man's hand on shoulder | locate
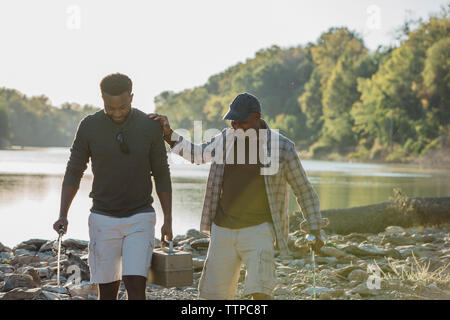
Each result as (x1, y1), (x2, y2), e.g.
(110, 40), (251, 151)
(148, 113), (172, 137)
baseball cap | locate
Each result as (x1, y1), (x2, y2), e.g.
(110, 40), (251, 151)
(223, 93), (261, 122)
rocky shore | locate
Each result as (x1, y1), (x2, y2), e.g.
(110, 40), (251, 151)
(0, 225), (449, 300)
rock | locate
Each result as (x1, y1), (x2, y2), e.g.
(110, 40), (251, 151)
(13, 249), (35, 256)
(289, 259), (305, 268)
(329, 289), (346, 297)
(410, 234), (437, 243)
(39, 240), (58, 252)
(42, 285), (69, 295)
(62, 239), (89, 250)
(50, 275), (67, 284)
(337, 254), (360, 264)
(190, 238), (210, 250)
(37, 252), (54, 262)
(13, 244), (38, 252)
(343, 233), (368, 242)
(395, 245), (435, 259)
(315, 256), (338, 265)
(13, 239), (48, 252)
(0, 264), (14, 274)
(381, 235), (415, 246)
(10, 254), (41, 266)
(0, 252), (13, 260)
(173, 234), (187, 244)
(273, 286), (291, 296)
(186, 229), (208, 240)
(34, 267), (52, 279)
(343, 245), (401, 259)
(3, 274), (39, 292)
(192, 258), (205, 271)
(0, 243), (12, 253)
(332, 265), (365, 279)
(0, 287), (43, 300)
(385, 226), (405, 234)
(413, 284), (450, 299)
(305, 286), (331, 296)
(41, 291), (61, 300)
(66, 252), (91, 282)
(350, 282), (381, 296)
(347, 270), (368, 282)
(17, 267), (41, 285)
(320, 246), (348, 259)
(319, 292), (331, 299)
(66, 282), (97, 298)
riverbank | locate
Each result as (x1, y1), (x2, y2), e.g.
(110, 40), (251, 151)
(1, 225), (449, 300)
(298, 135), (450, 170)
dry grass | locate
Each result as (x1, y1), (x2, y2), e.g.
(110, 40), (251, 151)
(374, 253), (450, 289)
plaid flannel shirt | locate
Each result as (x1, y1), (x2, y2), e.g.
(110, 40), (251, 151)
(167, 121), (328, 256)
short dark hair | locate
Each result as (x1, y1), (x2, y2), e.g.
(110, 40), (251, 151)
(100, 73), (132, 96)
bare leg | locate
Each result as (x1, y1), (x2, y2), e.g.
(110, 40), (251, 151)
(123, 275), (147, 300)
(98, 280), (121, 300)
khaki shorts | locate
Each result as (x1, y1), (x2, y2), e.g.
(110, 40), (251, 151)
(88, 211), (156, 284)
(198, 222), (277, 299)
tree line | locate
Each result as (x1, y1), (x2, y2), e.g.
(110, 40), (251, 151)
(0, 89), (99, 148)
(0, 8), (448, 164)
(155, 8), (449, 162)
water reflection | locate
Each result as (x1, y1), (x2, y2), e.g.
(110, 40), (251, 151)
(0, 148), (449, 248)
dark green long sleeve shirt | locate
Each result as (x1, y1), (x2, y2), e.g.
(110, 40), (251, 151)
(62, 107), (171, 217)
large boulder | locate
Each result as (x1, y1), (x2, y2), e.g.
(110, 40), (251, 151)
(66, 282), (97, 298)
(0, 264), (14, 274)
(3, 274), (39, 292)
(190, 238), (210, 250)
(10, 254), (41, 266)
(319, 246), (348, 259)
(186, 229), (209, 240)
(0, 287), (44, 300)
(13, 239), (48, 252)
(62, 239), (89, 251)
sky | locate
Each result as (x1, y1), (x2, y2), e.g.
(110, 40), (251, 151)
(0, 0), (447, 114)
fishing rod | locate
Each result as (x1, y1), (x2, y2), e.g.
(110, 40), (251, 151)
(305, 234), (317, 300)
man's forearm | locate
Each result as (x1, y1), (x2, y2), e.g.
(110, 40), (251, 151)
(59, 184), (79, 218)
(156, 191), (172, 223)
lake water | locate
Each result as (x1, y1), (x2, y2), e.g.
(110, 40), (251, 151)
(0, 147), (449, 248)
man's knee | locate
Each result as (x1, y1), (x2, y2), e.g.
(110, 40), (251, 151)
(123, 275), (146, 289)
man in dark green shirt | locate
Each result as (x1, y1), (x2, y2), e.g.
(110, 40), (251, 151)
(53, 73), (172, 300)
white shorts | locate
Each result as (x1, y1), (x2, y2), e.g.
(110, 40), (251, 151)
(88, 211), (156, 284)
(198, 222), (277, 299)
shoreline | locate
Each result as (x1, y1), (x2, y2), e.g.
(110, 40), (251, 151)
(1, 225), (449, 300)
(2, 144), (450, 170)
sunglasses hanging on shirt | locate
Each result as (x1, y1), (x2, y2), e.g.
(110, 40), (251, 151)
(116, 132), (130, 154)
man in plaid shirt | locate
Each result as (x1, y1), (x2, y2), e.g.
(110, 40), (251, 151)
(149, 93), (328, 300)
